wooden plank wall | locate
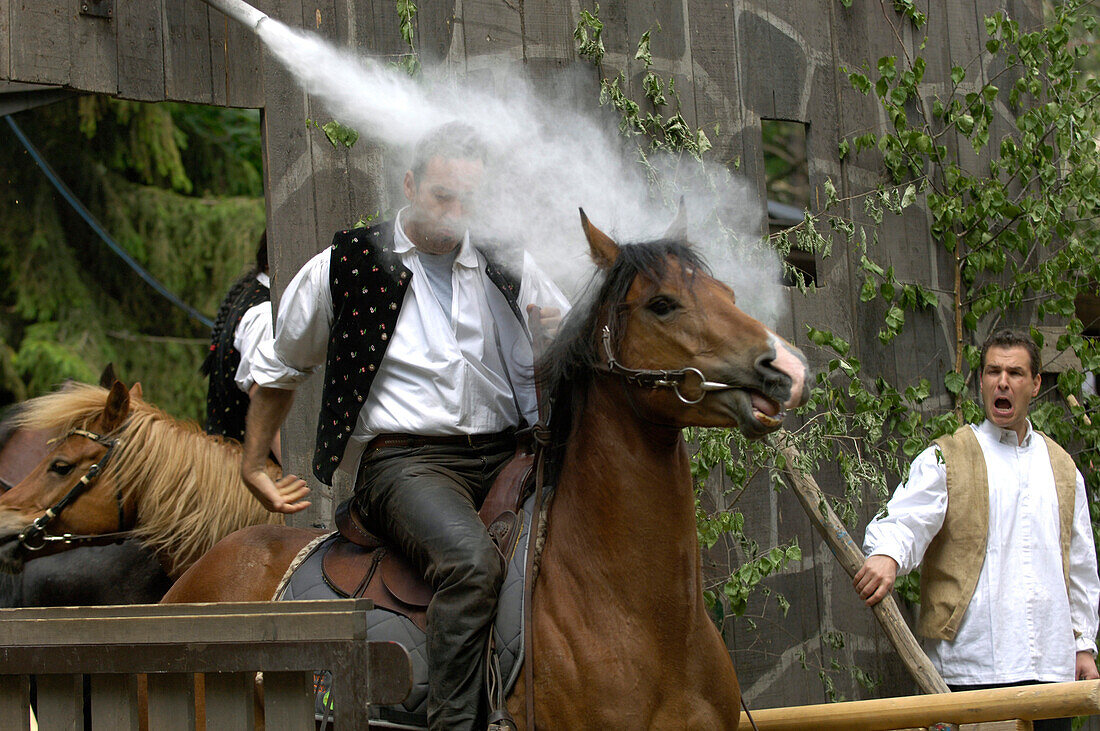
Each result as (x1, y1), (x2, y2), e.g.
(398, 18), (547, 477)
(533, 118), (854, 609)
(0, 0), (1061, 713)
(3, 0), (263, 106)
(0, 0), (8, 83)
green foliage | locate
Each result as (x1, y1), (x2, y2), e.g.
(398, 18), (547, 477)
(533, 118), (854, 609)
(576, 14), (710, 159)
(819, 0), (1100, 599)
(395, 0), (421, 76)
(76, 97), (264, 198)
(829, 0), (1100, 463)
(307, 118), (361, 149)
(573, 6), (606, 67)
(1, 96), (264, 418)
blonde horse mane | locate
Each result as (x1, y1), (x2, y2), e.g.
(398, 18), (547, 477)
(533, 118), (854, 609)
(15, 383), (283, 576)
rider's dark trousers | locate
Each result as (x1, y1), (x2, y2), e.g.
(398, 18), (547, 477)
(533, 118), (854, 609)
(354, 437), (513, 731)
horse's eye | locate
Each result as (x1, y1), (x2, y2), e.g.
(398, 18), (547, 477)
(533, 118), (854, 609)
(646, 296), (680, 317)
(49, 460), (75, 476)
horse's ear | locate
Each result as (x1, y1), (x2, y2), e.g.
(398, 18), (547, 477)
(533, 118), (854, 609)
(129, 382), (143, 402)
(663, 196), (687, 242)
(98, 363), (118, 389)
(103, 381), (131, 431)
(580, 208), (619, 270)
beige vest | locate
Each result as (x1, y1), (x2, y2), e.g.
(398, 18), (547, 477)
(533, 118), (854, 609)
(918, 425), (1077, 641)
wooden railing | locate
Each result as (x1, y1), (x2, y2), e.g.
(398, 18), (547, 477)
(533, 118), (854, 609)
(0, 599), (411, 730)
(739, 680), (1100, 731)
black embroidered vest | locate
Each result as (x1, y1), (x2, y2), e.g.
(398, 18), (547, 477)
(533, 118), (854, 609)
(202, 275), (270, 442)
(314, 222), (524, 483)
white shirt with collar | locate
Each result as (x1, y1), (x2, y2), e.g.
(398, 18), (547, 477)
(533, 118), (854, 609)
(863, 419), (1100, 684)
(250, 208), (570, 478)
(232, 271), (272, 394)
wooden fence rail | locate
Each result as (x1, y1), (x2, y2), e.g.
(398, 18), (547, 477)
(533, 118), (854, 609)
(739, 679), (1100, 730)
(0, 599), (411, 730)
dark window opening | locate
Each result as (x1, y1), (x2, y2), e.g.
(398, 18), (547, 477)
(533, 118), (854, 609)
(762, 119), (817, 286)
(1078, 292), (1100, 338)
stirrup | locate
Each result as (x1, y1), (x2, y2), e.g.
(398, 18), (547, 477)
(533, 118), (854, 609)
(487, 709), (518, 731)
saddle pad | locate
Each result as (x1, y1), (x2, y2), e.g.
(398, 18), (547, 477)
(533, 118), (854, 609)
(279, 495), (534, 728)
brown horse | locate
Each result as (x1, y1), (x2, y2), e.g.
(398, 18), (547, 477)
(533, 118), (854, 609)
(0, 397), (171, 606)
(162, 211), (810, 728)
(0, 380), (283, 579)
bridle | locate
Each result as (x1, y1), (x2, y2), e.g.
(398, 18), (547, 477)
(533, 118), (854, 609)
(15, 427), (131, 553)
(599, 324), (739, 405)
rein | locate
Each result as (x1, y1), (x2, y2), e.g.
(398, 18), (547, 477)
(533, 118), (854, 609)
(599, 324), (738, 404)
(15, 428), (130, 553)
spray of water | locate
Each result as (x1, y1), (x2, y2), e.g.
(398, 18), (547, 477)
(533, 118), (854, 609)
(256, 17), (787, 325)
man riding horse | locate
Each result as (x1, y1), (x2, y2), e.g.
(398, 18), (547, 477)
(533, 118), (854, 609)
(240, 121), (567, 731)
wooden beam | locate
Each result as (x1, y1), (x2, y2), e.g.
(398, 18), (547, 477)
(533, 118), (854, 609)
(895, 722), (1030, 731)
(738, 680), (1099, 730)
(776, 439), (951, 695)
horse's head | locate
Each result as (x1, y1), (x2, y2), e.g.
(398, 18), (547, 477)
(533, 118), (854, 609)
(0, 381), (141, 573)
(572, 208), (809, 438)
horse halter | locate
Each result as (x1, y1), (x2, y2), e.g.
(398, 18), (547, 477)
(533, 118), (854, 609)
(16, 428), (129, 553)
(599, 324), (738, 405)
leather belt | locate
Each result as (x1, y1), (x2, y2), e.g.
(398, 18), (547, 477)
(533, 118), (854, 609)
(367, 429), (516, 451)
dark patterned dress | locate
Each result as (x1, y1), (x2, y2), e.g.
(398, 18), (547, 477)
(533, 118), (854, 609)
(201, 275), (270, 442)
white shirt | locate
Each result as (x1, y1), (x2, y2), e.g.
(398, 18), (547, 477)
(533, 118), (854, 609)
(232, 272), (272, 394)
(251, 209), (570, 478)
(864, 419), (1100, 684)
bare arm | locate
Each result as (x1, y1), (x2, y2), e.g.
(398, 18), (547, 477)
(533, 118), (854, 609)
(242, 386), (310, 514)
(248, 382), (282, 464)
(853, 554), (899, 607)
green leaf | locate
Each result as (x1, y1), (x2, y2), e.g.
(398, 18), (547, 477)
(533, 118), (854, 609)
(944, 371), (967, 395)
(902, 436), (924, 458)
(320, 120), (360, 149)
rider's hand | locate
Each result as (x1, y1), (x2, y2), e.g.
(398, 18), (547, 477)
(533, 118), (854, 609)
(528, 305), (563, 339)
(1077, 651), (1099, 681)
(241, 465), (311, 515)
(853, 554), (898, 607)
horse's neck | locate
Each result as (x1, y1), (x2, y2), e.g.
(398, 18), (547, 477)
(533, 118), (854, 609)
(547, 379), (700, 587)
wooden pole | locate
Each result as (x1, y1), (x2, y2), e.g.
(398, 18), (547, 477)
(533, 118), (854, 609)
(1067, 394), (1091, 426)
(774, 439), (951, 695)
(738, 679), (1100, 730)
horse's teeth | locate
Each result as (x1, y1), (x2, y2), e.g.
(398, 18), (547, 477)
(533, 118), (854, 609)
(753, 410), (781, 427)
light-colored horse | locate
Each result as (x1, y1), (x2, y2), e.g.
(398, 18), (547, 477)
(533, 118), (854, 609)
(0, 381), (282, 579)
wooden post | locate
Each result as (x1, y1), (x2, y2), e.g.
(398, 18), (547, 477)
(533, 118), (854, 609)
(738, 678), (1100, 730)
(775, 439), (951, 695)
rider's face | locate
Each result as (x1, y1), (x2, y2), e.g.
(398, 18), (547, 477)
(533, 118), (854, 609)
(402, 155), (484, 255)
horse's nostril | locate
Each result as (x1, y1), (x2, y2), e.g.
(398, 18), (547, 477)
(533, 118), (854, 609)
(755, 352), (792, 388)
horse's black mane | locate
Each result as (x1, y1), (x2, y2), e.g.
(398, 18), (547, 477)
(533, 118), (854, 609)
(535, 237), (709, 477)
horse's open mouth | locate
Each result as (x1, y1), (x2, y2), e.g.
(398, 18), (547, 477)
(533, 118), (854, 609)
(723, 389), (785, 435)
(750, 391), (784, 429)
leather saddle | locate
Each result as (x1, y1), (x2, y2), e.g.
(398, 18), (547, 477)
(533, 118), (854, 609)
(320, 449), (534, 632)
